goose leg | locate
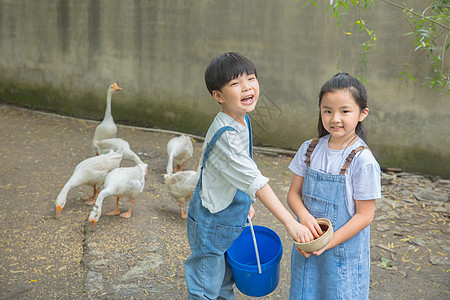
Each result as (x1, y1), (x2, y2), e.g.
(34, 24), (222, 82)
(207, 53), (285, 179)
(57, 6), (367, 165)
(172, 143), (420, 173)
(179, 201), (187, 219)
(106, 197), (120, 216)
(84, 186), (99, 205)
(84, 185), (96, 200)
(120, 198), (134, 218)
(175, 162), (187, 173)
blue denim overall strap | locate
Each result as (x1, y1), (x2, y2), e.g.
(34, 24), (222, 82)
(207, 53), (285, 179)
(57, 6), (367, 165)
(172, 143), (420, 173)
(200, 114), (252, 167)
(245, 114), (253, 159)
(289, 144), (371, 300)
(185, 114), (253, 300)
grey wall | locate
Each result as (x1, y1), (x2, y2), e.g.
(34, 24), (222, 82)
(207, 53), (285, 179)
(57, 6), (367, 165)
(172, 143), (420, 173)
(0, 0), (448, 177)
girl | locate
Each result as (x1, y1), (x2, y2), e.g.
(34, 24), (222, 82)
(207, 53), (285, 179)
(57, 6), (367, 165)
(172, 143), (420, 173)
(288, 72), (381, 299)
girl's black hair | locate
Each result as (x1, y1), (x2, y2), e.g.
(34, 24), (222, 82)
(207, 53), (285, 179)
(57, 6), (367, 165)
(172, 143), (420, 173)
(204, 52), (257, 95)
(318, 72), (368, 142)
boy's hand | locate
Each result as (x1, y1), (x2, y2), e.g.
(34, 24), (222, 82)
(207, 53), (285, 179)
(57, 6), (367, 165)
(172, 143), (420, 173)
(286, 220), (314, 244)
(248, 204), (256, 220)
(298, 211), (323, 239)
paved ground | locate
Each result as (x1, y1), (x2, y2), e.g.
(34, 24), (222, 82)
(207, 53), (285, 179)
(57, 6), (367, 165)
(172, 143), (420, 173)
(0, 103), (448, 299)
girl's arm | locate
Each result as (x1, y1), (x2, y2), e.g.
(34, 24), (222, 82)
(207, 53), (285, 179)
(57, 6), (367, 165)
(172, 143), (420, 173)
(256, 183), (314, 243)
(287, 174), (323, 238)
(310, 199), (375, 257)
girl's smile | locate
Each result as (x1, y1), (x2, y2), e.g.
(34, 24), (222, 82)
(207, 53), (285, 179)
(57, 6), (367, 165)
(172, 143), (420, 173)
(320, 90), (368, 149)
(330, 125), (344, 131)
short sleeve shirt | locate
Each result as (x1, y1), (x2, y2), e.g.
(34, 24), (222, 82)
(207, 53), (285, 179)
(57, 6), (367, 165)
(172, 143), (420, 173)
(289, 135), (381, 215)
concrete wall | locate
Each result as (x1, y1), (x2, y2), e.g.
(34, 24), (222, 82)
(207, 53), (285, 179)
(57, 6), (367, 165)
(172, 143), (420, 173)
(0, 0), (448, 177)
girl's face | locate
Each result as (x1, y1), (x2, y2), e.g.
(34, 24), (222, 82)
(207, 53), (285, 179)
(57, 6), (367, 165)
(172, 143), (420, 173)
(320, 90), (368, 148)
(212, 72), (259, 125)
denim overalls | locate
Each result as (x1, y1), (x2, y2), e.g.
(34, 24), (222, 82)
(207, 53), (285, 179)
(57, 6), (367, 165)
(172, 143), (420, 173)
(185, 115), (253, 300)
(290, 139), (371, 300)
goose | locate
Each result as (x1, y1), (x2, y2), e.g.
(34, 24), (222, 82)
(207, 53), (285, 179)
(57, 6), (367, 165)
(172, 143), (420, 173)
(92, 83), (122, 154)
(55, 151), (123, 217)
(166, 135), (193, 175)
(164, 170), (199, 218)
(88, 163), (148, 224)
(93, 137), (143, 165)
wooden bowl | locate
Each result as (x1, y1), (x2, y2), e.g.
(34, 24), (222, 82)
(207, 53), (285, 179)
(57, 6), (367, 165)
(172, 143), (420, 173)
(294, 218), (333, 252)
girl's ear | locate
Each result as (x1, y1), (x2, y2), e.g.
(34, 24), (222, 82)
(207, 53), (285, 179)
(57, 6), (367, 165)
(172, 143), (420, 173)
(359, 107), (369, 122)
(212, 90), (224, 104)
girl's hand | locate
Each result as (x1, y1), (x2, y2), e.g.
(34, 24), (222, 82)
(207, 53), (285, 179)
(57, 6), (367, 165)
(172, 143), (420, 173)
(312, 241), (331, 256)
(296, 247), (313, 258)
(313, 245), (328, 256)
(298, 211), (323, 239)
(295, 242), (329, 257)
(248, 204), (256, 220)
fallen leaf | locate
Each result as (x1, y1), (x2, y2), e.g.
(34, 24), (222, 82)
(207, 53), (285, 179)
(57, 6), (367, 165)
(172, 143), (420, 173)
(378, 257), (390, 268)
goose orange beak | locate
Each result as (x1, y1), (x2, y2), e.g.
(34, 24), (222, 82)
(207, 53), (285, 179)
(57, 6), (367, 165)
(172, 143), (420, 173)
(56, 205), (62, 218)
(113, 83), (122, 91)
(88, 218), (97, 229)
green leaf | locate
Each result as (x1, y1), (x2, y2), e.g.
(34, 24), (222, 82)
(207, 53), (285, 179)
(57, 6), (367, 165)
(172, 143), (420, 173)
(339, 0), (349, 10)
(378, 257), (390, 268)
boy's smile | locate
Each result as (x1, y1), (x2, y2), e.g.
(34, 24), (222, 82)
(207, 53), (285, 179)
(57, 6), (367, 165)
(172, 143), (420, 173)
(212, 72), (259, 125)
(241, 94), (255, 105)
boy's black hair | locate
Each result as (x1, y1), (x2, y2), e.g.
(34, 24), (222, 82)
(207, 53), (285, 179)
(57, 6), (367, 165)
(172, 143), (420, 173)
(318, 72), (369, 142)
(204, 52), (257, 95)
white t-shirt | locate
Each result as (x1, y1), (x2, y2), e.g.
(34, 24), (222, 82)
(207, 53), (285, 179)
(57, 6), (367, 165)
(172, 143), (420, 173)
(289, 135), (381, 216)
(199, 112), (269, 213)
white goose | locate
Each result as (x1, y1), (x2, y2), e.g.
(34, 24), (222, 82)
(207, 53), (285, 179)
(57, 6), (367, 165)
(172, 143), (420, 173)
(92, 83), (122, 155)
(166, 135), (193, 175)
(164, 170), (199, 218)
(93, 138), (143, 165)
(55, 151), (123, 217)
(88, 163), (148, 224)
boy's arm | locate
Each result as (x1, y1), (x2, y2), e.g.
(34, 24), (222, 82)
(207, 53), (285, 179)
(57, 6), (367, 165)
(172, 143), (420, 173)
(248, 204), (256, 220)
(256, 184), (314, 243)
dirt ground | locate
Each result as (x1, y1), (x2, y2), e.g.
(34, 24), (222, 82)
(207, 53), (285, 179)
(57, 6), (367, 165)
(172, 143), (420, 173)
(0, 103), (448, 299)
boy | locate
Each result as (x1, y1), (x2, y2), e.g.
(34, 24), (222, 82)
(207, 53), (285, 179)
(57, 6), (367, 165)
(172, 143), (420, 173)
(185, 52), (313, 299)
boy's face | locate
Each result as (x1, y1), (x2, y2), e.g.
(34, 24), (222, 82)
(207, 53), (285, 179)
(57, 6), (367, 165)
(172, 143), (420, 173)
(212, 72), (259, 125)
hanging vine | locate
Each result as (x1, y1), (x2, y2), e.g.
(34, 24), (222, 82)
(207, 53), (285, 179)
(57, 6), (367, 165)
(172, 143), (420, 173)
(299, 0), (449, 90)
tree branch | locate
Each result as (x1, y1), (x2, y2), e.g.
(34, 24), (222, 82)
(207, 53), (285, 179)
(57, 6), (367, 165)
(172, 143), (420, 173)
(441, 32), (449, 75)
(380, 0), (450, 31)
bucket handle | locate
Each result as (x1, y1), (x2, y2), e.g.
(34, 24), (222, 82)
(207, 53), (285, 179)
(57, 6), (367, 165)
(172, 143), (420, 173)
(247, 216), (262, 274)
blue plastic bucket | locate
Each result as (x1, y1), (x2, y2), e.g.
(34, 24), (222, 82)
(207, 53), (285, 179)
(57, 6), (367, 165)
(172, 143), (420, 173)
(226, 225), (283, 297)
